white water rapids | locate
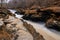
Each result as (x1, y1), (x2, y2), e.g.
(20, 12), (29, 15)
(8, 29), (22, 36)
(8, 9), (60, 40)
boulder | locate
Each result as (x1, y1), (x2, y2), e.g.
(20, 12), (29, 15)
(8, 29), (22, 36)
(45, 17), (60, 31)
(0, 12), (33, 40)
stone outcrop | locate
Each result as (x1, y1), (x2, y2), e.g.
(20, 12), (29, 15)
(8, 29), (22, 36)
(15, 9), (25, 15)
(0, 12), (14, 40)
(45, 17), (60, 31)
(41, 7), (60, 13)
(23, 20), (45, 40)
(0, 11), (45, 40)
(0, 12), (33, 40)
(21, 6), (60, 31)
(22, 8), (52, 22)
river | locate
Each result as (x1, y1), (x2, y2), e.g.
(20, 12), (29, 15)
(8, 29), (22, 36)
(8, 9), (60, 40)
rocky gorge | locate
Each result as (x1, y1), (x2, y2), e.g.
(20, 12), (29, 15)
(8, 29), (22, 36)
(16, 7), (60, 31)
(0, 11), (45, 40)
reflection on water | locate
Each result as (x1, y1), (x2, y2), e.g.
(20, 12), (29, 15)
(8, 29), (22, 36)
(8, 9), (60, 36)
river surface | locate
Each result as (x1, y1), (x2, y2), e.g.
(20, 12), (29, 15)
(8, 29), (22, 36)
(8, 9), (60, 40)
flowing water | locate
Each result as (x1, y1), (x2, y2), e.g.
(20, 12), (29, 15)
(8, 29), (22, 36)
(9, 9), (60, 40)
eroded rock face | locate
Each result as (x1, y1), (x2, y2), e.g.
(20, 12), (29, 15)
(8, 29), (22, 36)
(41, 7), (60, 13)
(0, 16), (14, 40)
(18, 6), (60, 31)
(22, 9), (41, 22)
(0, 10), (46, 40)
(0, 12), (34, 40)
(16, 9), (25, 15)
(22, 14), (41, 22)
(46, 17), (60, 31)
(44, 7), (60, 31)
(22, 9), (52, 22)
(23, 21), (45, 40)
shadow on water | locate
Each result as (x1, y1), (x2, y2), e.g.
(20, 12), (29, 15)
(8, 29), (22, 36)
(47, 28), (60, 35)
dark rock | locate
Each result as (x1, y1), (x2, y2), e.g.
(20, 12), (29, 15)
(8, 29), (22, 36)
(0, 12), (7, 18)
(22, 15), (41, 22)
(45, 17), (60, 31)
(16, 9), (25, 15)
(15, 11), (25, 15)
(22, 12), (51, 22)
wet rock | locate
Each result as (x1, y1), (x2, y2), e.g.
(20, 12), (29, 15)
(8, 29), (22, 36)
(16, 9), (25, 15)
(45, 17), (60, 31)
(22, 8), (53, 22)
(22, 7), (60, 22)
(22, 12), (51, 22)
(23, 21), (45, 40)
(22, 14), (39, 22)
(22, 13), (42, 22)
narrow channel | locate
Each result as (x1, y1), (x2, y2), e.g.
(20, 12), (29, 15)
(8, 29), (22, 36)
(9, 9), (60, 40)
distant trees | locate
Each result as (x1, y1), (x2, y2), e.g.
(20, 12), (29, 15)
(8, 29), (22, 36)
(0, 0), (60, 9)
